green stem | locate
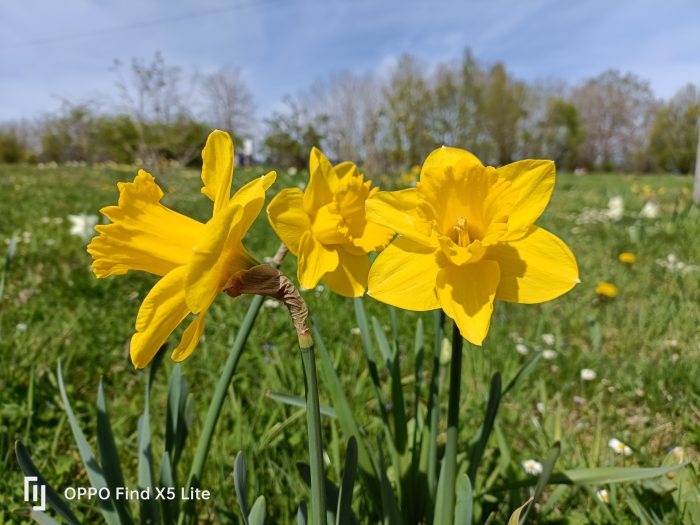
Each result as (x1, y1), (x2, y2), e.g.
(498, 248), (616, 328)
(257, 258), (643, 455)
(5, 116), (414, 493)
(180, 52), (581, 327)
(300, 339), (327, 524)
(437, 321), (463, 525)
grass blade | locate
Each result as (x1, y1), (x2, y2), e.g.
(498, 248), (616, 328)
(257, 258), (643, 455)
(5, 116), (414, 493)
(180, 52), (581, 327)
(336, 437), (358, 525)
(467, 373), (502, 487)
(96, 379), (133, 525)
(15, 442), (81, 525)
(159, 451), (179, 524)
(138, 379), (160, 525)
(248, 495), (266, 525)
(233, 451), (250, 523)
(454, 474), (473, 525)
(267, 391), (337, 418)
(57, 361), (120, 525)
(507, 498), (533, 525)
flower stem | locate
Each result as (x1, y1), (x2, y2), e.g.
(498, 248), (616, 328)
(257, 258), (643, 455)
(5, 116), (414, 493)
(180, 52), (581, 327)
(436, 321), (463, 525)
(300, 337), (327, 525)
(178, 245), (287, 525)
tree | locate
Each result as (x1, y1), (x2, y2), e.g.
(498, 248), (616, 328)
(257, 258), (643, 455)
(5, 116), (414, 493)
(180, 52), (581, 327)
(649, 84), (700, 174)
(479, 63), (527, 165)
(262, 97), (327, 168)
(572, 70), (656, 171)
(202, 68), (255, 138)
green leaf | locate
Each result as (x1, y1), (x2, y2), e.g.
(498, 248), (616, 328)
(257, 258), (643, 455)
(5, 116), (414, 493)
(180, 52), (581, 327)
(336, 437), (358, 525)
(57, 361), (121, 525)
(502, 352), (542, 397)
(15, 441), (81, 525)
(28, 512), (62, 525)
(311, 317), (376, 476)
(96, 379), (133, 525)
(137, 381), (160, 525)
(248, 495), (266, 525)
(520, 442), (560, 523)
(454, 474), (473, 525)
(467, 373), (502, 486)
(507, 498), (533, 525)
(267, 391), (337, 418)
(297, 501), (308, 525)
(371, 316), (393, 369)
(159, 452), (178, 524)
(560, 464), (688, 485)
(233, 451), (250, 523)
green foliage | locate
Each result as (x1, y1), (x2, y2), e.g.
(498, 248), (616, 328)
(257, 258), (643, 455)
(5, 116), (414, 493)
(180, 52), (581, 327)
(263, 98), (327, 168)
(2, 165), (699, 523)
(0, 128), (33, 164)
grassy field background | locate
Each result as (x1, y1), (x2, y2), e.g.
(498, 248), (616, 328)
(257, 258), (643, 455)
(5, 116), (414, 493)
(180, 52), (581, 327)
(1, 163), (699, 523)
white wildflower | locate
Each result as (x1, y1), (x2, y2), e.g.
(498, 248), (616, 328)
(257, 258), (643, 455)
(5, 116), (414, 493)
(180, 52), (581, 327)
(263, 299), (280, 309)
(606, 196), (624, 221)
(522, 459), (543, 476)
(516, 343), (529, 355)
(542, 333), (555, 346)
(68, 214), (99, 241)
(351, 327), (361, 335)
(640, 201), (659, 219)
(542, 350), (557, 360)
(596, 489), (609, 503)
(608, 438), (632, 456)
(580, 368), (597, 381)
(16, 323), (28, 332)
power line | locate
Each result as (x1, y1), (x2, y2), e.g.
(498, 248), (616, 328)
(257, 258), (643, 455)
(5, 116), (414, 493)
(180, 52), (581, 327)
(3, 0), (284, 50)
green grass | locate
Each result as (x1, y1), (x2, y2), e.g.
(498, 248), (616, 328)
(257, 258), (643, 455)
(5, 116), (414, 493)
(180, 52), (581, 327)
(1, 163), (698, 523)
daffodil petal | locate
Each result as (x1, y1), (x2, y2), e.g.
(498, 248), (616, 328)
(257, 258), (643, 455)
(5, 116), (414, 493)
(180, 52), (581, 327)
(321, 247), (368, 297)
(171, 311), (207, 362)
(88, 170), (204, 277)
(185, 203), (256, 313)
(435, 260), (500, 346)
(487, 226), (579, 304)
(304, 148), (335, 213)
(297, 231), (339, 289)
(231, 170), (277, 234)
(368, 237), (441, 311)
(267, 188), (311, 254)
(420, 146), (483, 181)
(497, 159), (555, 237)
(131, 266), (190, 369)
(352, 220), (394, 252)
(201, 130), (234, 216)
(365, 189), (433, 245)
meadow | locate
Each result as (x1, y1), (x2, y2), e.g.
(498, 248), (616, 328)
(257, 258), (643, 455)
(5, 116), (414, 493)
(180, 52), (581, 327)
(1, 162), (698, 523)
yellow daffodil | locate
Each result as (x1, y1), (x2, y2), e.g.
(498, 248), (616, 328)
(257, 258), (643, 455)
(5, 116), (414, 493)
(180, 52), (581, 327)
(595, 281), (618, 298)
(366, 147), (579, 346)
(618, 252), (636, 264)
(88, 130), (276, 368)
(266, 148), (392, 297)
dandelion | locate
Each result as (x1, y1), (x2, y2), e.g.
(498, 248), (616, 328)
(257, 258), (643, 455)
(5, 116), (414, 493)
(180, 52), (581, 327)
(640, 201), (659, 219)
(68, 214), (99, 241)
(618, 252), (636, 264)
(608, 438), (632, 456)
(267, 148), (393, 297)
(88, 130), (276, 367)
(522, 459), (543, 476)
(596, 489), (609, 503)
(542, 349), (557, 360)
(516, 343), (529, 355)
(366, 147), (579, 345)
(542, 333), (555, 346)
(606, 196), (624, 221)
(595, 281), (618, 298)
(580, 368), (597, 381)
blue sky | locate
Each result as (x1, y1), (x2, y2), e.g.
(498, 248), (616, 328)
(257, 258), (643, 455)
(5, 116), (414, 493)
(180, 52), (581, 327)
(1, 0), (698, 121)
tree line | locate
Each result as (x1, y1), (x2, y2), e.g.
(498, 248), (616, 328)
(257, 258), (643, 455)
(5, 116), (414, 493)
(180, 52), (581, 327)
(1, 50), (698, 175)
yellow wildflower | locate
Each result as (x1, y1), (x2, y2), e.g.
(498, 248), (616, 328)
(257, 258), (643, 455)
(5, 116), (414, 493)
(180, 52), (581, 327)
(267, 148), (392, 297)
(366, 147), (579, 346)
(88, 130), (276, 367)
(618, 252), (636, 264)
(595, 281), (618, 298)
